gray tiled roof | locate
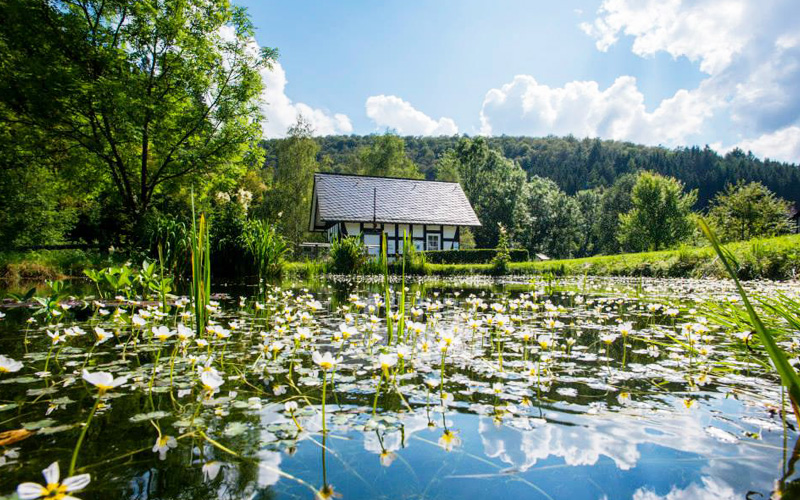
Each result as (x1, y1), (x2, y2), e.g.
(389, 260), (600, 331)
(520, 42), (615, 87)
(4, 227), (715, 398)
(313, 173), (481, 226)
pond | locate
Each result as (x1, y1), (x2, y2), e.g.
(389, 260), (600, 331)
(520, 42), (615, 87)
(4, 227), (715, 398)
(0, 275), (798, 499)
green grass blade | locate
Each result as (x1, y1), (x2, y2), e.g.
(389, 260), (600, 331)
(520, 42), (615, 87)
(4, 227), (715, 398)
(699, 218), (800, 420)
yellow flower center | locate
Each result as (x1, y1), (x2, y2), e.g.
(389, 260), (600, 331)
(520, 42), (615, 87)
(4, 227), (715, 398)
(319, 361), (333, 370)
(43, 482), (68, 500)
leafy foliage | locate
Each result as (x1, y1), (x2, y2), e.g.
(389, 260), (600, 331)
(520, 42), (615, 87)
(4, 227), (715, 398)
(0, 0), (275, 227)
(514, 176), (583, 258)
(491, 224), (512, 275)
(707, 181), (793, 242)
(240, 219), (289, 280)
(267, 118), (320, 247)
(434, 138), (526, 247)
(329, 236), (367, 274)
(618, 172), (698, 252)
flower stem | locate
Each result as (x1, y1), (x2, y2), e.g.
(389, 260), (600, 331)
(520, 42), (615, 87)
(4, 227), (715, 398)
(69, 394), (101, 476)
(321, 371), (328, 435)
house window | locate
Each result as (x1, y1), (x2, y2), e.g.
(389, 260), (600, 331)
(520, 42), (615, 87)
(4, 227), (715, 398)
(426, 234), (440, 251)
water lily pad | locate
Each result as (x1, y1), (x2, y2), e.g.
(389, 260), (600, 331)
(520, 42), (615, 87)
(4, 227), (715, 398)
(223, 422), (248, 437)
(130, 411), (171, 423)
(23, 418), (57, 430)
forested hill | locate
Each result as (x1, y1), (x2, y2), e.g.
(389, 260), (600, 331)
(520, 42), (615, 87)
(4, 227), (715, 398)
(262, 135), (800, 208)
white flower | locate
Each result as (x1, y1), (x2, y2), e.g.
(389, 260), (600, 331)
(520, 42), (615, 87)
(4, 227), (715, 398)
(82, 369), (127, 394)
(0, 355), (23, 373)
(600, 332), (620, 345)
(396, 345), (411, 360)
(202, 461), (223, 481)
(93, 327), (112, 344)
(537, 334), (552, 349)
(378, 353), (398, 372)
(151, 325), (174, 342)
(177, 324), (194, 342)
(338, 322), (357, 339)
(46, 330), (64, 344)
(312, 351), (341, 371)
(16, 461), (90, 500)
(152, 435), (177, 460)
(284, 401), (298, 413)
(200, 370), (224, 392)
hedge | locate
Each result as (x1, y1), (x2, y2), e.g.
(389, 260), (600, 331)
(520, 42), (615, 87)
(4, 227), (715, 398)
(423, 248), (529, 264)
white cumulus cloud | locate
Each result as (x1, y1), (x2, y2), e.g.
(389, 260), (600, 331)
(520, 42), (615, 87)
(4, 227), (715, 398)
(479, 75), (716, 146)
(216, 25), (352, 138)
(580, 0), (749, 75)
(260, 62), (353, 138)
(365, 95), (458, 136)
(732, 126), (800, 163)
(539, 0), (800, 162)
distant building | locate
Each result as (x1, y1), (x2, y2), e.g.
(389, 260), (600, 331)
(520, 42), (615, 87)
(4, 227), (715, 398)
(308, 173), (481, 256)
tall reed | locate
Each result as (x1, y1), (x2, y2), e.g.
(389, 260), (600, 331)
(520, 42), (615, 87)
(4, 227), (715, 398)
(381, 233), (394, 344)
(190, 193), (211, 337)
(700, 218), (800, 423)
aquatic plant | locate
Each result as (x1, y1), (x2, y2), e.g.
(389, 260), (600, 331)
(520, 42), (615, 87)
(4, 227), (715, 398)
(241, 219), (289, 282)
(700, 218), (800, 422)
(190, 195), (211, 338)
(329, 235), (367, 274)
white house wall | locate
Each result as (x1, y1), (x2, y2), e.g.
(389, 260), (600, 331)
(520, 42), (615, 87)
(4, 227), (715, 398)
(334, 222), (461, 254)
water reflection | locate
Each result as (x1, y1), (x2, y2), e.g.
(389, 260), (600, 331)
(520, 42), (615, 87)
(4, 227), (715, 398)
(1, 275), (799, 499)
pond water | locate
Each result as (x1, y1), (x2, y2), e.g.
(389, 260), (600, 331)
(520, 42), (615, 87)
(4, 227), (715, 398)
(0, 275), (798, 499)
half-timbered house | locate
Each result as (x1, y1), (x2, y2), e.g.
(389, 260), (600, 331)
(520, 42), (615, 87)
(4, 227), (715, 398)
(308, 173), (481, 256)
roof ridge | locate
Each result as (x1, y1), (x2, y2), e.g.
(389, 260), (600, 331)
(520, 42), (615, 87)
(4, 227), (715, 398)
(314, 171), (459, 185)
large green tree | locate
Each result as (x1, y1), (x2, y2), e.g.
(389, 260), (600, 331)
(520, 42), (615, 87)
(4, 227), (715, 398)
(0, 0), (275, 230)
(707, 181), (792, 242)
(514, 176), (583, 259)
(269, 117), (320, 246)
(574, 188), (603, 257)
(593, 174), (637, 255)
(436, 137), (526, 247)
(618, 171), (697, 252)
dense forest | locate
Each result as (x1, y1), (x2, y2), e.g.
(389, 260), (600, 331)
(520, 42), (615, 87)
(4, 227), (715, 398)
(263, 136), (800, 209)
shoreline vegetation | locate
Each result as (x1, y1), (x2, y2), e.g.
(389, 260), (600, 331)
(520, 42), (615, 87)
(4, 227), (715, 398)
(7, 233), (798, 284)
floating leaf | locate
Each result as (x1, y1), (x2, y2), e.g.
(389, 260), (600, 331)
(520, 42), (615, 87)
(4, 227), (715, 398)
(130, 411), (171, 423)
(223, 422), (248, 437)
(22, 418), (56, 430)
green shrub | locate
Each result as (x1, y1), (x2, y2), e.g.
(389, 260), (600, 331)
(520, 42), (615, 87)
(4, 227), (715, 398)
(241, 219), (289, 280)
(402, 232), (428, 275)
(491, 224), (511, 275)
(329, 236), (367, 274)
(423, 248), (529, 264)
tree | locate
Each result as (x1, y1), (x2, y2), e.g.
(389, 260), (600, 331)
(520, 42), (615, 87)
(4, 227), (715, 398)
(436, 137), (526, 247)
(574, 188), (603, 257)
(268, 117), (320, 246)
(593, 174), (637, 255)
(618, 172), (698, 252)
(514, 176), (582, 259)
(707, 181), (792, 242)
(0, 0), (276, 229)
(349, 134), (422, 179)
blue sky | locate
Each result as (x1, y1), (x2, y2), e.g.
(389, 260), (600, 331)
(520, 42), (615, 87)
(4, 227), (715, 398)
(236, 0), (800, 163)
